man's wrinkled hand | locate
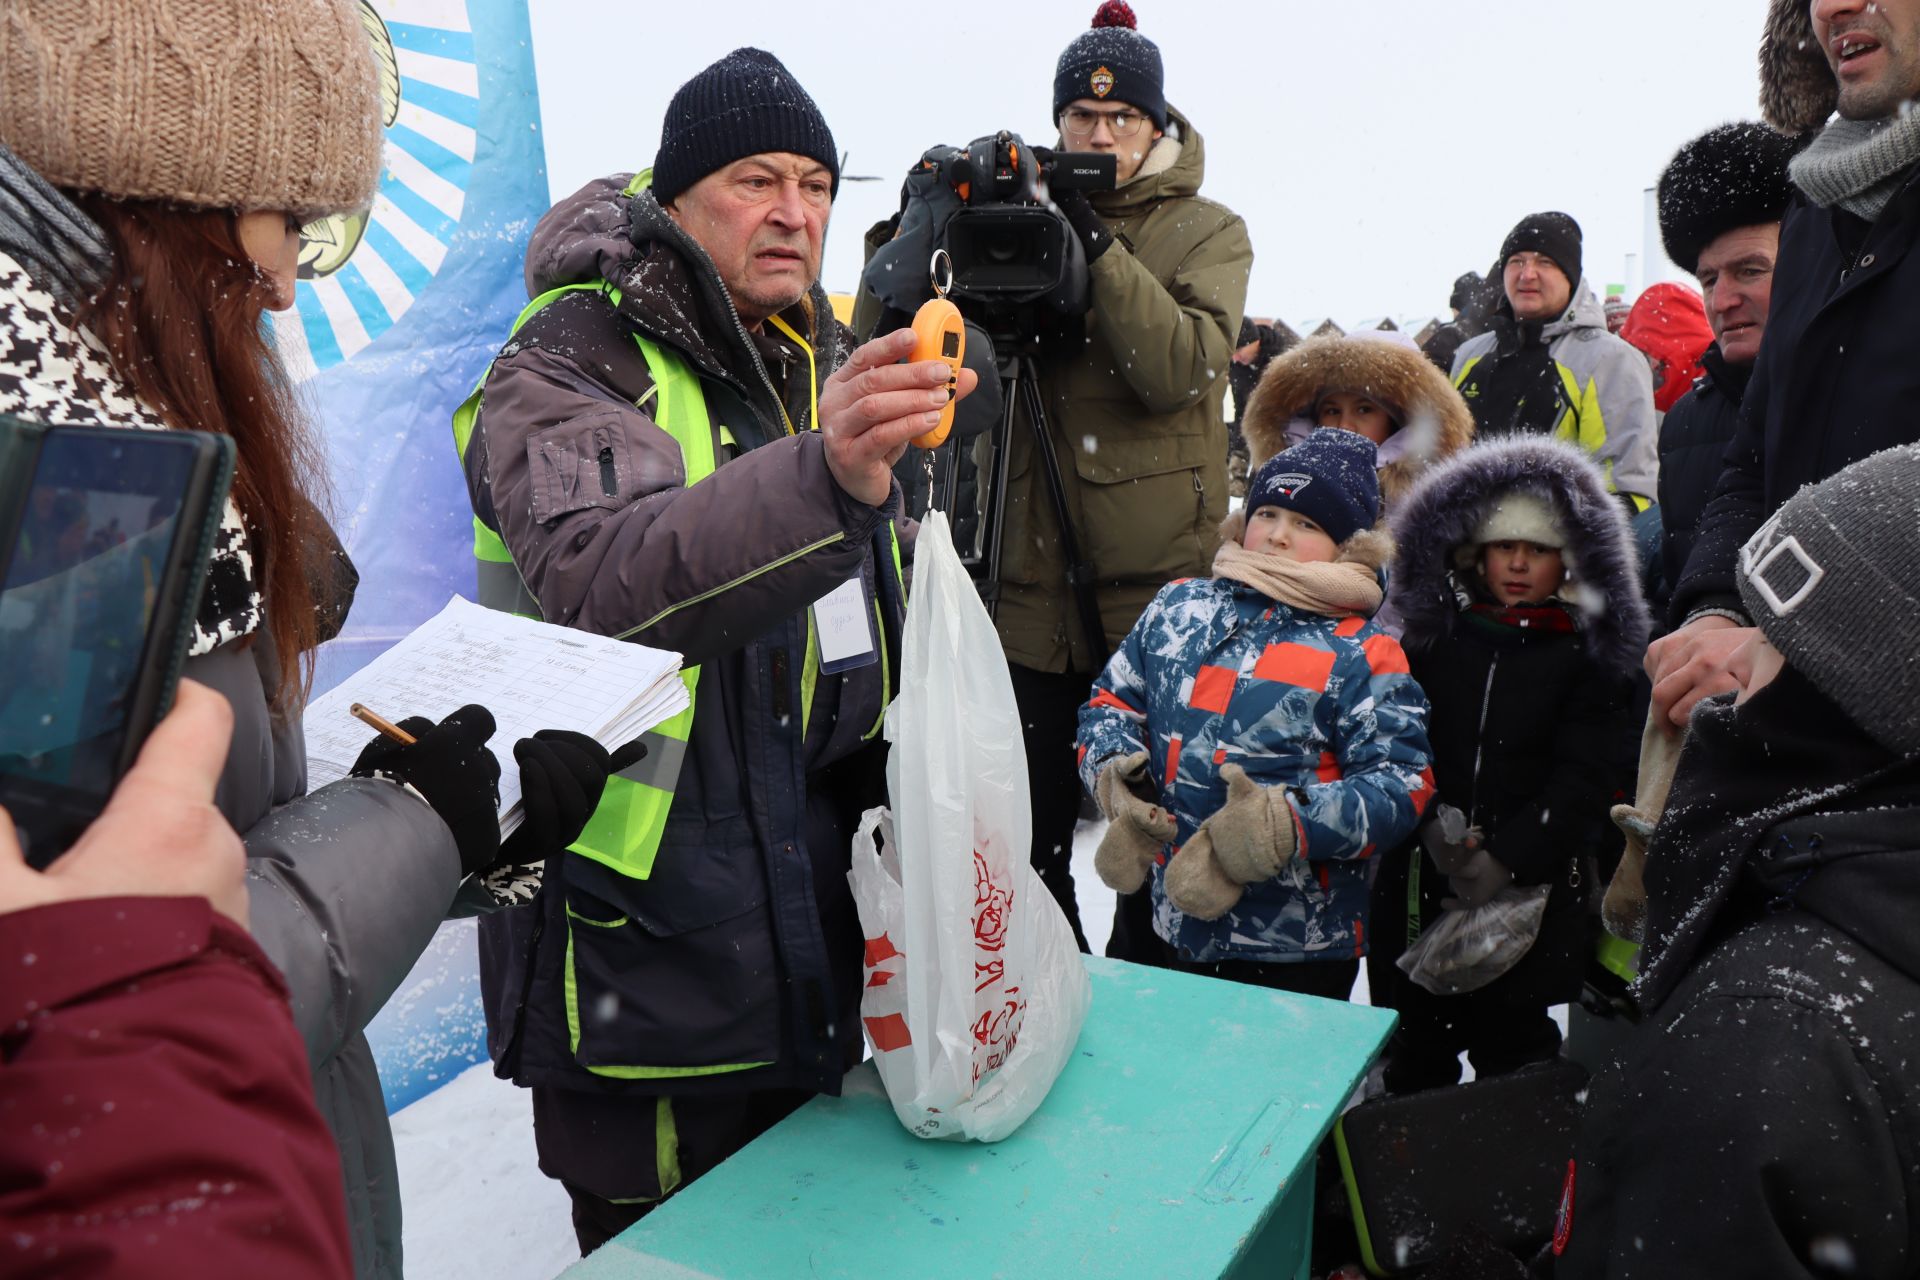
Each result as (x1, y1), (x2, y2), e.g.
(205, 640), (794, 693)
(818, 329), (979, 507)
(1646, 616), (1750, 728)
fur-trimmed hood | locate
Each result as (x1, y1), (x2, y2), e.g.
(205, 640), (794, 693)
(1387, 437), (1650, 675)
(1241, 332), (1476, 510)
(1762, 0), (1836, 135)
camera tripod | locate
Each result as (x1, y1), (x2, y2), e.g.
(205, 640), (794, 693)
(931, 343), (1111, 670)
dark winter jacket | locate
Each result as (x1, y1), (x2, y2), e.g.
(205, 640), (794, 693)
(1561, 670), (1920, 1276)
(1656, 344), (1749, 608)
(1376, 439), (1645, 1007)
(0, 897), (354, 1278)
(0, 238), (463, 1280)
(995, 106), (1253, 674)
(466, 177), (903, 1130)
(1671, 171), (1920, 625)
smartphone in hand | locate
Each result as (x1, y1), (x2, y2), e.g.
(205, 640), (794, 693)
(0, 419), (234, 866)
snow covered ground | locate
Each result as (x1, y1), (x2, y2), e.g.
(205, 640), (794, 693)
(390, 816), (1546, 1279)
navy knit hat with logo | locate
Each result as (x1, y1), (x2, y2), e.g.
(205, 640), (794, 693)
(1246, 428), (1380, 546)
(1053, 2), (1168, 132)
(652, 48), (839, 206)
(1736, 443), (1920, 756)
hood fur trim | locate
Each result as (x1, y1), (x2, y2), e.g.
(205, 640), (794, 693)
(1214, 512), (1394, 573)
(1387, 438), (1651, 675)
(1761, 0), (1836, 135)
(1241, 334), (1476, 508)
(1338, 526), (1394, 574)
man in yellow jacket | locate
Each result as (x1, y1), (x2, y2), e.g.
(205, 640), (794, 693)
(995, 2), (1252, 960)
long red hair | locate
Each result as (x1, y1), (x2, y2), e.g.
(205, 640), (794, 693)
(72, 195), (328, 710)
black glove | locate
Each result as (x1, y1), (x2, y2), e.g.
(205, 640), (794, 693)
(351, 704), (502, 877)
(1055, 189), (1113, 262)
(498, 731), (647, 865)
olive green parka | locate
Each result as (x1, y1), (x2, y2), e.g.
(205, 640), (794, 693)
(995, 106), (1252, 673)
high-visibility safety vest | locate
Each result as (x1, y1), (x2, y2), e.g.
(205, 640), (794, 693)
(451, 281), (710, 882)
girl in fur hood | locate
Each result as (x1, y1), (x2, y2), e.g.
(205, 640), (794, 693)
(1078, 429), (1435, 996)
(1368, 437), (1647, 1093)
(1241, 329), (1476, 516)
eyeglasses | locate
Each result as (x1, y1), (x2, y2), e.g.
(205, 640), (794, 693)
(1060, 106), (1148, 138)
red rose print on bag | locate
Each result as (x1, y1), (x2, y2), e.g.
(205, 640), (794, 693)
(974, 845), (1015, 992)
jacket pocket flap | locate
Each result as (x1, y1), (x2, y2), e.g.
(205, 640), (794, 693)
(565, 839), (766, 937)
(1071, 422), (1212, 485)
(528, 413), (633, 525)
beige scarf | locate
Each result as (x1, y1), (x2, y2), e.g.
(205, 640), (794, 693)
(1211, 532), (1387, 618)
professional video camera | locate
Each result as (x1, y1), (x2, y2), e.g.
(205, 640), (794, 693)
(858, 133), (1118, 662)
(861, 130), (1116, 332)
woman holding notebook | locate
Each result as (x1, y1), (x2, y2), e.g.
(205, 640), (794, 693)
(0, 3), (614, 1275)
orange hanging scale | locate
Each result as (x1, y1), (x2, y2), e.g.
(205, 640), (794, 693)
(909, 249), (965, 449)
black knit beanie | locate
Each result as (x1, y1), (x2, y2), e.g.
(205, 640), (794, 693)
(1053, 2), (1167, 132)
(1498, 212), (1583, 288)
(652, 48), (839, 206)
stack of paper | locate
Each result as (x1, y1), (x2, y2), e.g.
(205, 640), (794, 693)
(303, 596), (689, 835)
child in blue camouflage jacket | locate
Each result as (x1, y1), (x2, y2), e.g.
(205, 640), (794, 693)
(1078, 429), (1436, 997)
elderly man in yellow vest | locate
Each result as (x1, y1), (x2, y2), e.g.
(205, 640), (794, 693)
(455, 47), (976, 1256)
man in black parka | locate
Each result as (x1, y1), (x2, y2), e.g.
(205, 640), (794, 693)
(1560, 444), (1920, 1276)
(1647, 122), (1800, 623)
(1652, 0), (1920, 720)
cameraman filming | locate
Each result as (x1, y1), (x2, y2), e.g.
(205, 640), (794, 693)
(1001, 2), (1251, 959)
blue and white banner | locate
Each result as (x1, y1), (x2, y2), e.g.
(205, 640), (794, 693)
(275, 0), (547, 1113)
(278, 0), (546, 693)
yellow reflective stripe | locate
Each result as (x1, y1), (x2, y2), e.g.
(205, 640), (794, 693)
(1451, 354), (1479, 391)
(1559, 366), (1649, 510)
(564, 907), (628, 928)
(567, 774), (672, 880)
(1333, 1118), (1389, 1277)
(615, 531), (847, 639)
(563, 928), (772, 1079)
(634, 333), (715, 482)
(656, 1098), (681, 1197)
(1596, 930), (1640, 982)
(863, 522), (906, 741)
(801, 608), (819, 741)
(765, 313), (819, 434)
(473, 517), (512, 562)
(862, 595), (888, 742)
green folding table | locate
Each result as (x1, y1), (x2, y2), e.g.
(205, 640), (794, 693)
(559, 955), (1396, 1280)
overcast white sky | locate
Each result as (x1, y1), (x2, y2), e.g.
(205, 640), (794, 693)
(529, 0), (1767, 329)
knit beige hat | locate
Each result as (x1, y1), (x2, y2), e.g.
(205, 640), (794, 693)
(0, 0), (385, 219)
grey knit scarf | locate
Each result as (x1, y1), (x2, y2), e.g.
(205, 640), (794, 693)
(1790, 105), (1920, 221)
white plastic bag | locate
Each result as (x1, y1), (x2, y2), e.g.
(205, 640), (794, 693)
(847, 511), (1091, 1142)
(1395, 884), (1553, 995)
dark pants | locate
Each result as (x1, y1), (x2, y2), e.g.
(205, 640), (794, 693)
(1105, 882), (1161, 965)
(1007, 663), (1093, 953)
(1375, 981), (1563, 1095)
(1163, 943), (1361, 1001)
(547, 1087), (811, 1256)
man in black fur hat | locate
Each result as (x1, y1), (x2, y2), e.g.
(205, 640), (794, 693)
(1645, 122), (1801, 620)
(1652, 0), (1920, 723)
